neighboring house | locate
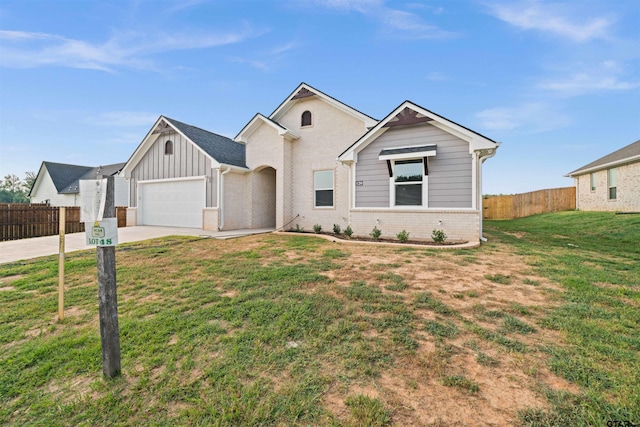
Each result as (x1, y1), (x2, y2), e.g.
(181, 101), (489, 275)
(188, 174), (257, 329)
(121, 83), (500, 242)
(566, 139), (640, 212)
(29, 161), (128, 207)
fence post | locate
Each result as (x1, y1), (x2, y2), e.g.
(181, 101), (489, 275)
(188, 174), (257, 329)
(58, 207), (65, 321)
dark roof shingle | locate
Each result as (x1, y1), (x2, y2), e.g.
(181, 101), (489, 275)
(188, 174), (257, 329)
(567, 139), (640, 176)
(37, 161), (125, 195)
(164, 117), (247, 168)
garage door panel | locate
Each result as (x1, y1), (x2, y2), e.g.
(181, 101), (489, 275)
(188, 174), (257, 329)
(139, 179), (205, 228)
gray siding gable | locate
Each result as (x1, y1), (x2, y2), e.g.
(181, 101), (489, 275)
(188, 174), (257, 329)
(355, 123), (472, 208)
(164, 117), (247, 168)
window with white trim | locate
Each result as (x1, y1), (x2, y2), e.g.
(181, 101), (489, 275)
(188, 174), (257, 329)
(608, 168), (617, 200)
(590, 173), (596, 191)
(164, 140), (173, 155)
(394, 159), (423, 206)
(314, 170), (334, 207)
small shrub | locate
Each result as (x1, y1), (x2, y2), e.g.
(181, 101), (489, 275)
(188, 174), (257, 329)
(313, 224), (322, 233)
(396, 229), (410, 243)
(432, 229), (447, 244)
(344, 225), (353, 238)
(370, 226), (382, 241)
(293, 224), (304, 232)
(332, 224), (341, 234)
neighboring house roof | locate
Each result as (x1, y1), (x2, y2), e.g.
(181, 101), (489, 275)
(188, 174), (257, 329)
(121, 116), (248, 176)
(566, 139), (640, 177)
(338, 101), (499, 162)
(29, 161), (125, 197)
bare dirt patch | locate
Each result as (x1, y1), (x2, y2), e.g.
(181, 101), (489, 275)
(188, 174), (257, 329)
(0, 274), (24, 285)
(317, 239), (571, 425)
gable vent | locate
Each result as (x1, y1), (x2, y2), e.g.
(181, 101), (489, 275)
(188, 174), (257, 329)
(292, 87), (316, 100)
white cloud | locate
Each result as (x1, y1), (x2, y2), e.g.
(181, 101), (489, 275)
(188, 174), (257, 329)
(487, 1), (614, 42)
(315, 0), (382, 13)
(230, 41), (301, 72)
(426, 71), (447, 81)
(382, 9), (456, 39)
(0, 25), (263, 71)
(313, 0), (457, 39)
(475, 103), (571, 133)
(230, 57), (269, 71)
(538, 60), (640, 96)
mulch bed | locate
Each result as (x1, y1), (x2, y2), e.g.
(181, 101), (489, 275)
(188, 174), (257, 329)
(285, 230), (466, 246)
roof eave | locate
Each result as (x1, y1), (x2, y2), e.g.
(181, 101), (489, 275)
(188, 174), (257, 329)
(566, 154), (640, 177)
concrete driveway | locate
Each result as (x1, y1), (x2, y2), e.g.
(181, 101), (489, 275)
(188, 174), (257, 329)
(0, 226), (274, 265)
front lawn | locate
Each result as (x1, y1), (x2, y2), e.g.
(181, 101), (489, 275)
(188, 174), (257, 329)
(1, 211), (638, 426)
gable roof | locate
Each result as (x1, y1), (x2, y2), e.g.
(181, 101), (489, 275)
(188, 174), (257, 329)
(234, 113), (300, 143)
(234, 83), (378, 144)
(30, 161), (125, 196)
(269, 82), (378, 128)
(566, 139), (640, 177)
(121, 116), (247, 176)
(338, 101), (499, 162)
(163, 117), (247, 168)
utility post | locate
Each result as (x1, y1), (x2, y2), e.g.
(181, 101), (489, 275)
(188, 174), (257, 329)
(96, 175), (121, 378)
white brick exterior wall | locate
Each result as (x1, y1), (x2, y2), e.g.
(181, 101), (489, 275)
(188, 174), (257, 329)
(575, 161), (640, 212)
(221, 171), (248, 230)
(244, 96), (369, 231)
(126, 207), (137, 226)
(349, 209), (479, 242)
(203, 208), (219, 231)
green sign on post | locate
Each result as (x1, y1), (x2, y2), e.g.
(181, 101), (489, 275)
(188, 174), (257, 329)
(86, 218), (118, 246)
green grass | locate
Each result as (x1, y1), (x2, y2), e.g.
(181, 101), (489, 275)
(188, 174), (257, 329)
(1, 211), (638, 425)
(441, 375), (480, 394)
(485, 211), (640, 424)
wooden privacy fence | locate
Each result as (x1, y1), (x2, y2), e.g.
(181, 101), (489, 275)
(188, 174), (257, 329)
(0, 204), (127, 241)
(483, 186), (576, 220)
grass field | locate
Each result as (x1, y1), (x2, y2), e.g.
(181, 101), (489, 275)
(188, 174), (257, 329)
(1, 211), (638, 426)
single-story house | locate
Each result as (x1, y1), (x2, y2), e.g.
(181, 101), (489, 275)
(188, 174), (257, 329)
(566, 139), (640, 212)
(29, 161), (128, 207)
(121, 83), (500, 242)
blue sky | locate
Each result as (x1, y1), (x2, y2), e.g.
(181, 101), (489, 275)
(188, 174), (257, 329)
(0, 0), (638, 194)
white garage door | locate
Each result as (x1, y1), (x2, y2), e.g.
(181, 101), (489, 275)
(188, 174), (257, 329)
(139, 178), (205, 228)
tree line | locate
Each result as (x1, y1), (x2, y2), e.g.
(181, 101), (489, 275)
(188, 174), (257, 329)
(0, 172), (37, 203)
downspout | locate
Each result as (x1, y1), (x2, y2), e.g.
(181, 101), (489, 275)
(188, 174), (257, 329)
(347, 161), (352, 226)
(218, 166), (232, 231)
(478, 147), (498, 242)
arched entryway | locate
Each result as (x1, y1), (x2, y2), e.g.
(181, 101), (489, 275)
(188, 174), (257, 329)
(252, 166), (276, 228)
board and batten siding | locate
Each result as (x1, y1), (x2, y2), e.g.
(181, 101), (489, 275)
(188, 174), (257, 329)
(355, 123), (472, 208)
(129, 131), (217, 208)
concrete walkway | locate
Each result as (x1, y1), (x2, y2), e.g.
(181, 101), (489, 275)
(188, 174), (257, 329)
(0, 226), (274, 265)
